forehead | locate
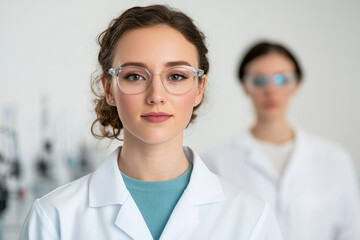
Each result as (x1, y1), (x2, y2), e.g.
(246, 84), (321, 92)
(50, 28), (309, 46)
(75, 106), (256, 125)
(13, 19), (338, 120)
(245, 53), (295, 75)
(112, 25), (199, 68)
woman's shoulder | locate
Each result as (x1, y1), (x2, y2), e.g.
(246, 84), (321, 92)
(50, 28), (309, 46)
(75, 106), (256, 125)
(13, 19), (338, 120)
(211, 176), (282, 238)
(193, 149), (268, 217)
(201, 130), (253, 169)
(217, 175), (265, 210)
(298, 129), (351, 157)
(204, 131), (251, 155)
(38, 173), (93, 214)
(38, 150), (120, 211)
(19, 174), (94, 239)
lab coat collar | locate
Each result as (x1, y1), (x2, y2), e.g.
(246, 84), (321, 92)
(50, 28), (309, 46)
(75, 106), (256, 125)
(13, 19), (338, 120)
(89, 148), (129, 207)
(89, 146), (225, 207)
(182, 146), (226, 205)
(234, 128), (306, 183)
(235, 130), (278, 182)
(89, 148), (153, 239)
(281, 128), (310, 185)
(88, 146), (226, 239)
(161, 146), (225, 239)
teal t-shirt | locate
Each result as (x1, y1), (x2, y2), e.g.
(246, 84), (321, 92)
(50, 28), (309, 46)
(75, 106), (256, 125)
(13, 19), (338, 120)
(121, 163), (192, 240)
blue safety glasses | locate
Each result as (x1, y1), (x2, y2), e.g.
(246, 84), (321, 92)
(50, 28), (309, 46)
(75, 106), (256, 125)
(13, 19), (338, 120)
(244, 73), (297, 91)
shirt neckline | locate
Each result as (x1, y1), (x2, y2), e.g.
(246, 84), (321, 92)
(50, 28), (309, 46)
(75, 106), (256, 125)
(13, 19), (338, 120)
(121, 162), (193, 192)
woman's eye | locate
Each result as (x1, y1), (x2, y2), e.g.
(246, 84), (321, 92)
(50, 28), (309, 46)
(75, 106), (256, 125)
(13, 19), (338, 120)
(169, 74), (187, 82)
(274, 75), (287, 85)
(124, 74), (145, 81)
(254, 76), (267, 86)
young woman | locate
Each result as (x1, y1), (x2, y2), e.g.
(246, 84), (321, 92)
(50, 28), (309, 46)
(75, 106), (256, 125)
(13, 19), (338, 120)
(203, 41), (360, 240)
(19, 6), (282, 240)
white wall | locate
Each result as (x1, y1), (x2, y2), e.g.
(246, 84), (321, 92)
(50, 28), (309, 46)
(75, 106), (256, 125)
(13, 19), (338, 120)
(1, 0), (360, 185)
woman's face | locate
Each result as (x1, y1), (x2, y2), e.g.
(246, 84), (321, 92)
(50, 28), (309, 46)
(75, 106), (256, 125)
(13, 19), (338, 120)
(243, 53), (298, 121)
(103, 25), (206, 145)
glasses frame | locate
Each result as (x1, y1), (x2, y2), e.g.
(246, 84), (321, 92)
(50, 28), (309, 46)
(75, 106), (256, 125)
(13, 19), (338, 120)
(243, 73), (298, 91)
(108, 65), (204, 95)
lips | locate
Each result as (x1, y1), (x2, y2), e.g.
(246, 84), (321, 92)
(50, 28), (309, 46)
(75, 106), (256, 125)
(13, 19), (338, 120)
(264, 99), (278, 109)
(265, 102), (277, 108)
(141, 112), (172, 123)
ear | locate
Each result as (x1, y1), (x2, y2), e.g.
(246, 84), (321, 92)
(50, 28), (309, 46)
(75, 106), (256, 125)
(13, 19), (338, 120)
(194, 75), (207, 107)
(101, 76), (116, 106)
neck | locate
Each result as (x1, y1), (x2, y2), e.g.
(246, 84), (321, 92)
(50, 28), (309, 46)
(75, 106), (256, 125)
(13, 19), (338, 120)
(118, 131), (189, 181)
(252, 115), (294, 144)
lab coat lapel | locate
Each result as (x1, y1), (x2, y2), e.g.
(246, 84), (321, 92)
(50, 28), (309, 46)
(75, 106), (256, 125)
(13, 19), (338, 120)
(281, 128), (309, 186)
(115, 196), (153, 240)
(239, 131), (278, 183)
(159, 194), (199, 240)
(89, 149), (128, 207)
(160, 147), (225, 239)
(89, 148), (153, 240)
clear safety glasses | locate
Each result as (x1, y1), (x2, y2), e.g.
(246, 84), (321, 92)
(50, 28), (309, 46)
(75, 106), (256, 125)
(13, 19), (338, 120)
(243, 73), (297, 91)
(108, 65), (204, 95)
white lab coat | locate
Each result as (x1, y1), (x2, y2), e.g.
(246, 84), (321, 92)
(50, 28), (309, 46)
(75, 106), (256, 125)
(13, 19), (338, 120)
(203, 128), (360, 240)
(19, 146), (283, 240)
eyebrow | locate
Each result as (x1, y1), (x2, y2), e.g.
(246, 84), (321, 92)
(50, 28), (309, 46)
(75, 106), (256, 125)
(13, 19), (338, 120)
(165, 61), (192, 67)
(120, 62), (147, 68)
(120, 61), (192, 68)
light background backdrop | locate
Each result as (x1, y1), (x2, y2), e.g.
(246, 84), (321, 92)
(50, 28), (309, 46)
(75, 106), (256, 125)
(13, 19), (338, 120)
(2, 0), (359, 180)
(0, 1), (360, 237)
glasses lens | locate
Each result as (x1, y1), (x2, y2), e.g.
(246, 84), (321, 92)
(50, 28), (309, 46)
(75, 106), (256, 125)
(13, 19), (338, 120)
(253, 76), (267, 87)
(274, 74), (297, 89)
(163, 67), (196, 94)
(273, 74), (287, 86)
(117, 67), (150, 94)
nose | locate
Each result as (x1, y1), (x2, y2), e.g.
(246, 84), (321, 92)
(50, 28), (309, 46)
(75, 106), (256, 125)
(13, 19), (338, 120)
(264, 81), (278, 95)
(146, 74), (166, 105)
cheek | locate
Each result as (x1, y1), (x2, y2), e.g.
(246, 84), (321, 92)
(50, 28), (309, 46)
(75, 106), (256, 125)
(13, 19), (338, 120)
(249, 92), (265, 105)
(115, 94), (140, 124)
(279, 91), (294, 104)
(174, 94), (196, 119)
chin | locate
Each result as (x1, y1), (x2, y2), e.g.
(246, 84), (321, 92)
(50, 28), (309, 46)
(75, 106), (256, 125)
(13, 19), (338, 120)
(259, 108), (283, 119)
(136, 130), (184, 145)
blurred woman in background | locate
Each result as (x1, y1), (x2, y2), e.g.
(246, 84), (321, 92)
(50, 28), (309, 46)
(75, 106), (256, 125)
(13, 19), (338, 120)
(203, 41), (360, 240)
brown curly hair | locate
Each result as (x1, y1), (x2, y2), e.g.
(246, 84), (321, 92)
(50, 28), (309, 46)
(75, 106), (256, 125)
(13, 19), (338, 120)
(91, 5), (209, 140)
